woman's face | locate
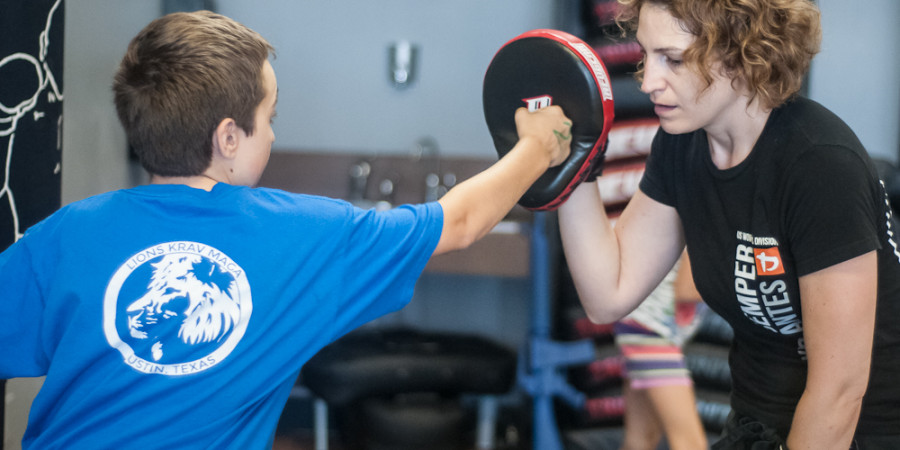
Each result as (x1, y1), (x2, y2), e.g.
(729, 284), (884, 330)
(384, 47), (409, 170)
(636, 3), (747, 135)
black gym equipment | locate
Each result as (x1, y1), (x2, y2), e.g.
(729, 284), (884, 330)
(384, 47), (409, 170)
(483, 29), (615, 211)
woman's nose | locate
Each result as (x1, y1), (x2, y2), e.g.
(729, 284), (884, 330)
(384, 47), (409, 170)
(640, 60), (664, 95)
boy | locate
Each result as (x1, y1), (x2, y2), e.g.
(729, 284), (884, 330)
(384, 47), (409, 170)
(0, 11), (571, 449)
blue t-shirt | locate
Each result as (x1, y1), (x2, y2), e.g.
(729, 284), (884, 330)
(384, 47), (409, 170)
(0, 183), (443, 449)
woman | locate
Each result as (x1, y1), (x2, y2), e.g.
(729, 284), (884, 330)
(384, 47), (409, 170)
(558, 0), (900, 448)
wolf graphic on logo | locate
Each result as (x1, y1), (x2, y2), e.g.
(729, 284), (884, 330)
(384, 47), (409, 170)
(126, 253), (242, 361)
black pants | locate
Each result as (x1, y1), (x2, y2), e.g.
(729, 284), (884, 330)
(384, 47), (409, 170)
(711, 412), (787, 450)
(713, 411), (900, 450)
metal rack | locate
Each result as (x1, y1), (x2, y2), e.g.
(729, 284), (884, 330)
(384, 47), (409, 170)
(517, 212), (596, 450)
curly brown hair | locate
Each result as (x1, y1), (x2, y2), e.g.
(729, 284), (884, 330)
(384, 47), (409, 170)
(616, 0), (821, 109)
(113, 11), (274, 177)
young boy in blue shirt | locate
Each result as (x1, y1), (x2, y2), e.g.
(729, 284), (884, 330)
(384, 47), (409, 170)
(0, 10), (571, 449)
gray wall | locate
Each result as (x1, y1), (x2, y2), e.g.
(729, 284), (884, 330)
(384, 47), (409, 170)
(808, 0), (900, 165)
(218, 0), (559, 157)
(60, 0), (159, 206)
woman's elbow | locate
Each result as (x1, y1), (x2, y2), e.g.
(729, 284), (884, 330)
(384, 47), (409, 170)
(809, 370), (870, 411)
(581, 297), (629, 325)
(839, 377), (869, 407)
(584, 310), (618, 327)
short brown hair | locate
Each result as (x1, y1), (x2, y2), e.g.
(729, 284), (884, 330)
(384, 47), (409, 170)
(113, 11), (274, 176)
(617, 0), (821, 109)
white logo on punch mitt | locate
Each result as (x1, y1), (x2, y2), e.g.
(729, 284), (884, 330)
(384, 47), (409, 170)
(523, 95), (553, 112)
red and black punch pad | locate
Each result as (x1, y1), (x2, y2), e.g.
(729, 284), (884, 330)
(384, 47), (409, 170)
(483, 29), (615, 210)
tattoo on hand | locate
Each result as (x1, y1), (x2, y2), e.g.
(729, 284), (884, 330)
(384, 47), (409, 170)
(554, 121), (573, 142)
(554, 130), (572, 141)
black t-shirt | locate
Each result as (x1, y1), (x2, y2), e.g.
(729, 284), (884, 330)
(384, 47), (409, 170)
(640, 96), (900, 436)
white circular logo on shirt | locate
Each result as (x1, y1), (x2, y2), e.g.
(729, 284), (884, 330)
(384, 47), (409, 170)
(103, 241), (252, 376)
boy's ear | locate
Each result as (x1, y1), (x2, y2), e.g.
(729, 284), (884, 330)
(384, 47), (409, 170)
(212, 118), (240, 160)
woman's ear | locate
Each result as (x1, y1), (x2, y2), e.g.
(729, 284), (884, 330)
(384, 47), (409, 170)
(211, 118), (240, 160)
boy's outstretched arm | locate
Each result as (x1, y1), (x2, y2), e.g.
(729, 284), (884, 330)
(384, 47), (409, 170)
(434, 106), (571, 255)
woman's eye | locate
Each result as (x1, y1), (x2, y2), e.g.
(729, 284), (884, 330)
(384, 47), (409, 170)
(665, 55), (683, 67)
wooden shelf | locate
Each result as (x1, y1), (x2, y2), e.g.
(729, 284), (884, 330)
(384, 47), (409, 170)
(258, 151), (532, 278)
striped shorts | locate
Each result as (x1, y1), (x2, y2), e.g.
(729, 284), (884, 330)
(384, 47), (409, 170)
(613, 319), (693, 389)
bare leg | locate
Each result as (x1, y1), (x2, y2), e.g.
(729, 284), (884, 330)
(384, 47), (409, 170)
(619, 381), (663, 450)
(643, 382), (708, 450)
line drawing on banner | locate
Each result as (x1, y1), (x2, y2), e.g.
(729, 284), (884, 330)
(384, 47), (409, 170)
(0, 0), (64, 243)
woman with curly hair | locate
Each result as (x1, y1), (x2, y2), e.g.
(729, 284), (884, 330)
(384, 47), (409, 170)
(558, 0), (900, 448)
